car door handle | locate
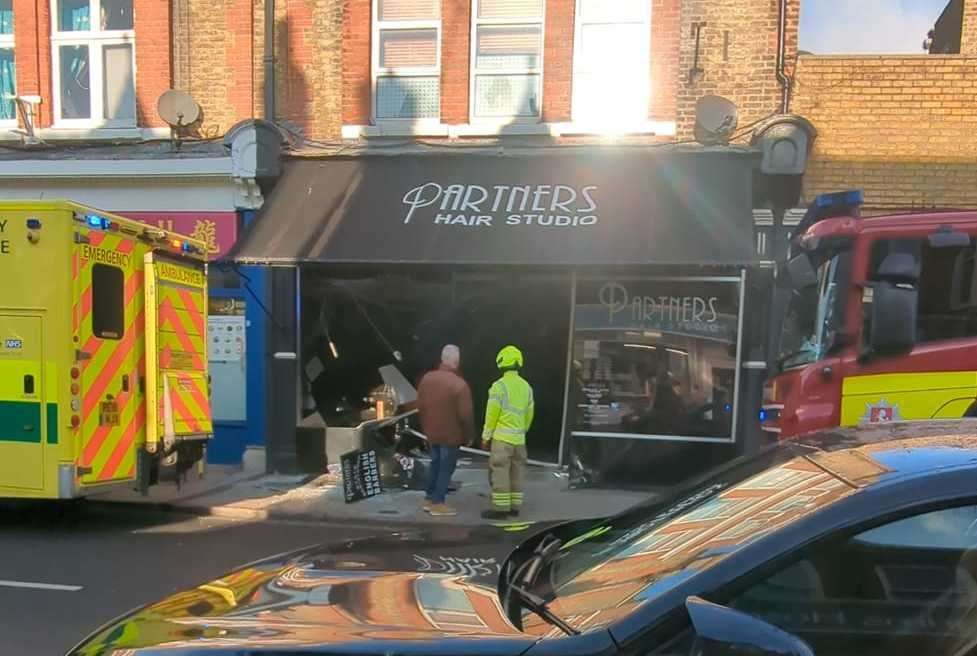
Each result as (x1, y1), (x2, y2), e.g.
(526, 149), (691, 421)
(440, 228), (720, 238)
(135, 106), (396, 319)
(23, 374), (35, 395)
(122, 374), (130, 393)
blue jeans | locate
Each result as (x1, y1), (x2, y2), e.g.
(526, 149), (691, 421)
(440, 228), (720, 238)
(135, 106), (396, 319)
(426, 445), (460, 504)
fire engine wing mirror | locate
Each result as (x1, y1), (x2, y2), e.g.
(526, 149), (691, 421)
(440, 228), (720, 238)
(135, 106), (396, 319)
(786, 253), (818, 290)
(868, 282), (918, 353)
(685, 596), (814, 656)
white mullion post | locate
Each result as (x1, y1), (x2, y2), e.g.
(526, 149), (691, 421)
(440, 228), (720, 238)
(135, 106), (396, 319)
(90, 38), (103, 123)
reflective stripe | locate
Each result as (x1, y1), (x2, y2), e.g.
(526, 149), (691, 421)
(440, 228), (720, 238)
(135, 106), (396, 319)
(495, 427), (525, 435)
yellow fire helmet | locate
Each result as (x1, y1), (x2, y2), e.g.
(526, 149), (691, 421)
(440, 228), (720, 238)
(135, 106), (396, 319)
(496, 345), (524, 369)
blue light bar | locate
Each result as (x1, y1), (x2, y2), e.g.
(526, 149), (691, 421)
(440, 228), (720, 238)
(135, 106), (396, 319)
(759, 409), (768, 422)
(814, 189), (863, 210)
(85, 214), (111, 230)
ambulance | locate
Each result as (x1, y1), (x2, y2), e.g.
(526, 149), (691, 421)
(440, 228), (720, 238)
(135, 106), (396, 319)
(0, 200), (213, 499)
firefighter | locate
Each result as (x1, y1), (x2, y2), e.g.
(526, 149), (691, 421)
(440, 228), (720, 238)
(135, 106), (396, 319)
(481, 345), (535, 519)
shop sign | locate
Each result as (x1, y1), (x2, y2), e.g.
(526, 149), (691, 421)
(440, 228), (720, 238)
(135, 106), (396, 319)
(402, 182), (600, 228)
(574, 280), (738, 343)
(120, 212), (239, 260)
(341, 448), (382, 503)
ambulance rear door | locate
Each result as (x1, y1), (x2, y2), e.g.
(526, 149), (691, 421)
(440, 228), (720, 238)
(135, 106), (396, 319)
(145, 254), (211, 454)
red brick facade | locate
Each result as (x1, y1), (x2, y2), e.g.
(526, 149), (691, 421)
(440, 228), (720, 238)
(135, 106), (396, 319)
(343, 0), (371, 125)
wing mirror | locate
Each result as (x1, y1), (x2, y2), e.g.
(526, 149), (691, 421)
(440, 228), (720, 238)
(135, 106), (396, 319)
(686, 596), (814, 656)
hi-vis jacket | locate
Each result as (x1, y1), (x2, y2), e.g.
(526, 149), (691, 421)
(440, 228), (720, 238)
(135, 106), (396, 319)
(482, 371), (534, 446)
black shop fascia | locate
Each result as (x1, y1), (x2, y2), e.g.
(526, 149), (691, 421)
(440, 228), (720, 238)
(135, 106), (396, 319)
(228, 145), (766, 487)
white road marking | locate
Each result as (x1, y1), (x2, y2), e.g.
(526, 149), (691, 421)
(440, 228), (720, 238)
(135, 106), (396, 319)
(0, 579), (82, 592)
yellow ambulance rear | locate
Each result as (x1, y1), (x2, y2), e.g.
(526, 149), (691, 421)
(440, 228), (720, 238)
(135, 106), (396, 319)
(0, 200), (212, 499)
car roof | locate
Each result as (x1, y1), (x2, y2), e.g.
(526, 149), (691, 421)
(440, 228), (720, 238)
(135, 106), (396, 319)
(790, 419), (977, 488)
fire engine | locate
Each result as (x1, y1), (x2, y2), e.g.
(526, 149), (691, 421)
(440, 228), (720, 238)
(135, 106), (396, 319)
(0, 200), (212, 498)
(762, 190), (977, 438)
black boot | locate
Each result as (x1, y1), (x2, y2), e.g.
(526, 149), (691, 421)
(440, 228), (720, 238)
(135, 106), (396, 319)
(481, 509), (510, 520)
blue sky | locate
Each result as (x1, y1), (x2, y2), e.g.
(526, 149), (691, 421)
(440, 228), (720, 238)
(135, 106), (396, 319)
(800, 0), (950, 53)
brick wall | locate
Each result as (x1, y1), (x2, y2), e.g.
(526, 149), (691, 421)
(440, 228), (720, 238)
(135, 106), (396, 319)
(343, 0), (371, 125)
(134, 1), (172, 128)
(175, 0), (342, 140)
(676, 0), (799, 139)
(650, 0), (680, 121)
(793, 55), (977, 209)
(442, 0), (471, 124)
(962, 0), (977, 53)
(12, 0), (52, 126)
(280, 0), (343, 139)
(542, 0), (573, 122)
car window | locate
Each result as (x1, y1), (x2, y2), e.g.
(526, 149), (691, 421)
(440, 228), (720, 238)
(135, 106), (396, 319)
(727, 504), (977, 656)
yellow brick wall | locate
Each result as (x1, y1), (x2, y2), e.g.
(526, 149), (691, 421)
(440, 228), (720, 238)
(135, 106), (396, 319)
(793, 55), (977, 210)
(963, 0), (977, 54)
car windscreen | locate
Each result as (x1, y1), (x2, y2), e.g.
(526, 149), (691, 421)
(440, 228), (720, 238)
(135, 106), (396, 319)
(522, 442), (870, 636)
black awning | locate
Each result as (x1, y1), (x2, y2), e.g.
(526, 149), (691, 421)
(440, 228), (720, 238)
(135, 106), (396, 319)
(229, 147), (759, 266)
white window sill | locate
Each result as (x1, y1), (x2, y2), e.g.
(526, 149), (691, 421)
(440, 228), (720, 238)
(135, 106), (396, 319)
(342, 120), (677, 140)
(0, 126), (171, 142)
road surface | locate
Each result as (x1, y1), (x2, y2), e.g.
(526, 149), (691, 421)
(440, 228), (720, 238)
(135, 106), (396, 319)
(0, 502), (381, 655)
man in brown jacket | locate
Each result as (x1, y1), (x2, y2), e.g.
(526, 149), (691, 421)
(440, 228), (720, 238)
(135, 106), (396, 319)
(416, 344), (474, 517)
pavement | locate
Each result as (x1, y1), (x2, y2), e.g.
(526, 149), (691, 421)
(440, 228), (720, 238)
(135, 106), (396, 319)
(0, 502), (379, 656)
(90, 456), (657, 526)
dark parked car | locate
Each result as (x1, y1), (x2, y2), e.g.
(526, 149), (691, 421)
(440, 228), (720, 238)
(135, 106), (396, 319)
(72, 420), (977, 656)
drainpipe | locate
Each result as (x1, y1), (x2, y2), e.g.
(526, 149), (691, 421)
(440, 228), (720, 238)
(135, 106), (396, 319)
(776, 0), (792, 113)
(264, 0), (276, 121)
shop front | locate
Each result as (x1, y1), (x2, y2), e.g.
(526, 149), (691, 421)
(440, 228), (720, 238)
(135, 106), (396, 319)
(231, 146), (764, 485)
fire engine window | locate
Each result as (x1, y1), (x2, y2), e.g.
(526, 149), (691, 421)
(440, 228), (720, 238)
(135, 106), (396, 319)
(868, 238), (977, 343)
(92, 263), (125, 340)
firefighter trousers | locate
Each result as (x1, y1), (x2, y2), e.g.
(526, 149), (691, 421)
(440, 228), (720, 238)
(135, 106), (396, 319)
(489, 440), (527, 511)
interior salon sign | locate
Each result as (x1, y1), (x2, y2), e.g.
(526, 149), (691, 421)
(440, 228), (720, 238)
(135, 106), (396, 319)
(402, 182), (599, 228)
(599, 282), (720, 325)
(574, 278), (741, 343)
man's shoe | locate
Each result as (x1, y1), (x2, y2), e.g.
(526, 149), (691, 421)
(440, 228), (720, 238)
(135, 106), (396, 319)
(422, 498), (434, 512)
(428, 503), (458, 517)
(481, 509), (510, 520)
(509, 508), (520, 518)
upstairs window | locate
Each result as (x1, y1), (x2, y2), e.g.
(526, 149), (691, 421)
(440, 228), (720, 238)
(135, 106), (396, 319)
(471, 0), (544, 120)
(52, 0), (136, 127)
(0, 0), (15, 125)
(373, 0), (441, 121)
(573, 0), (651, 127)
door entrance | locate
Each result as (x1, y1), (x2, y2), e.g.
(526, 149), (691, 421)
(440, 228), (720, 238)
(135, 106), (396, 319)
(0, 314), (45, 490)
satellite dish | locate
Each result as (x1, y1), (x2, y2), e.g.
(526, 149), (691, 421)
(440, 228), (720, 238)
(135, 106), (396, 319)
(694, 95), (739, 145)
(157, 89), (201, 128)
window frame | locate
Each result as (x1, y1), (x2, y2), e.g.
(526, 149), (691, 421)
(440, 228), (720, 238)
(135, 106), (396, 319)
(571, 0), (652, 129)
(0, 1), (15, 128)
(469, 0), (545, 123)
(370, 0), (442, 125)
(50, 0), (137, 129)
